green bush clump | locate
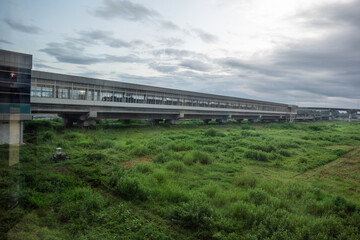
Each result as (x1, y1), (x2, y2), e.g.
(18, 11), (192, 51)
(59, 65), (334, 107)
(105, 165), (148, 201)
(98, 140), (114, 149)
(171, 198), (213, 230)
(166, 161), (185, 173)
(247, 189), (270, 205)
(114, 176), (148, 201)
(58, 187), (105, 224)
(250, 143), (276, 153)
(332, 149), (348, 157)
(241, 130), (259, 137)
(83, 151), (108, 164)
(167, 142), (192, 151)
(40, 131), (54, 142)
(278, 149), (291, 157)
(234, 174), (258, 188)
(130, 144), (149, 157)
(308, 125), (325, 131)
(77, 140), (93, 148)
(152, 152), (169, 163)
(64, 132), (84, 140)
(244, 149), (269, 161)
(298, 157), (308, 164)
(183, 151), (212, 165)
(204, 128), (218, 137)
(153, 170), (168, 184)
(134, 163), (153, 174)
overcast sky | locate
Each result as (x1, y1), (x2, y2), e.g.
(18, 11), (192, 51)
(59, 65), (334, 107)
(1, 0), (359, 108)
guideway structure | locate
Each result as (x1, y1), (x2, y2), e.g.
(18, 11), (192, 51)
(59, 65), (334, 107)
(0, 49), (297, 145)
(30, 70), (297, 126)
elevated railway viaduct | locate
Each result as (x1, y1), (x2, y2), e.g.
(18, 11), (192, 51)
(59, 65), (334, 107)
(1, 49), (296, 144)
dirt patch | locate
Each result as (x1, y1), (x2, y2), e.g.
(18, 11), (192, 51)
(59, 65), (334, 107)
(120, 156), (153, 169)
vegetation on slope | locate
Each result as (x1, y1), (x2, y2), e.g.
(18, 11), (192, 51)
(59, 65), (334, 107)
(1, 120), (360, 239)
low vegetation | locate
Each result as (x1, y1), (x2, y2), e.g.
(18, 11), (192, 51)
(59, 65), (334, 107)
(1, 119), (360, 239)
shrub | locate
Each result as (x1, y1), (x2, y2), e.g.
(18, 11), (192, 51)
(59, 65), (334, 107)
(234, 174), (257, 188)
(332, 149), (348, 157)
(204, 128), (218, 137)
(152, 152), (169, 163)
(168, 142), (192, 151)
(41, 131), (54, 142)
(98, 140), (114, 149)
(171, 198), (213, 230)
(244, 150), (268, 161)
(183, 152), (195, 166)
(83, 151), (108, 164)
(134, 163), (153, 174)
(298, 157), (308, 164)
(247, 189), (270, 205)
(130, 144), (149, 157)
(153, 170), (168, 184)
(114, 176), (148, 201)
(250, 143), (276, 153)
(278, 149), (291, 157)
(58, 187), (105, 224)
(192, 151), (212, 164)
(166, 161), (185, 173)
(77, 140), (93, 148)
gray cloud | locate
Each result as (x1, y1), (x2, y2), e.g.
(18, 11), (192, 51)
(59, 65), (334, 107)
(159, 20), (180, 30)
(180, 59), (212, 72)
(192, 28), (219, 43)
(149, 62), (179, 73)
(3, 18), (41, 34)
(152, 48), (208, 60)
(34, 63), (59, 70)
(94, 0), (160, 21)
(40, 42), (146, 65)
(77, 30), (132, 48)
(298, 0), (360, 29)
(158, 38), (184, 47)
(0, 39), (12, 44)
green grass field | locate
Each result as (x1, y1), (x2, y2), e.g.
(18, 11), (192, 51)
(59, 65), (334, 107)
(1, 120), (360, 239)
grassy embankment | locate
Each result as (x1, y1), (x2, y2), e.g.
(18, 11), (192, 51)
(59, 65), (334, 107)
(1, 120), (360, 239)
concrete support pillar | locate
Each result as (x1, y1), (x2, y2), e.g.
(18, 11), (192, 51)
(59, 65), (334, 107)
(77, 119), (96, 128)
(165, 119), (180, 125)
(0, 120), (23, 145)
(203, 119), (211, 125)
(151, 119), (161, 125)
(216, 119), (227, 124)
(236, 119), (243, 124)
(347, 111), (352, 122)
(62, 117), (74, 128)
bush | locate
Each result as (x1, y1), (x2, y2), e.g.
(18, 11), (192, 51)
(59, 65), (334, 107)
(153, 170), (168, 184)
(41, 131), (54, 142)
(114, 176), (148, 201)
(185, 151), (212, 165)
(234, 174), (257, 188)
(247, 189), (270, 205)
(130, 145), (150, 157)
(168, 142), (192, 151)
(98, 140), (114, 149)
(166, 161), (185, 173)
(134, 163), (153, 174)
(204, 128), (218, 137)
(278, 149), (291, 157)
(244, 150), (269, 161)
(171, 198), (213, 230)
(332, 149), (348, 157)
(250, 143), (276, 153)
(58, 187), (105, 224)
(152, 152), (169, 163)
